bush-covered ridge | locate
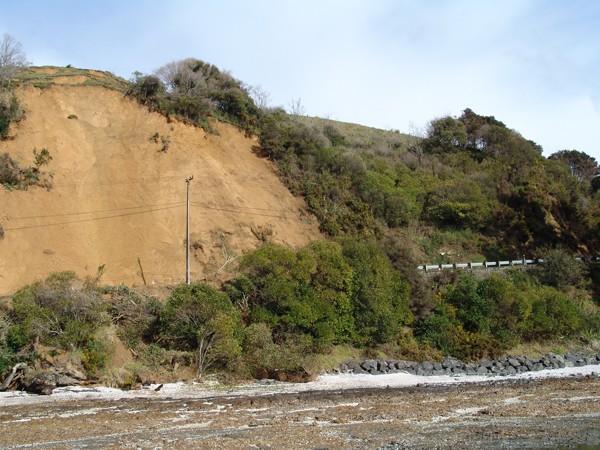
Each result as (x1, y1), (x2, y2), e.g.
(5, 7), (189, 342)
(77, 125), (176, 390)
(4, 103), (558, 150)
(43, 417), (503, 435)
(258, 107), (600, 260)
(2, 57), (599, 387)
(126, 59), (259, 135)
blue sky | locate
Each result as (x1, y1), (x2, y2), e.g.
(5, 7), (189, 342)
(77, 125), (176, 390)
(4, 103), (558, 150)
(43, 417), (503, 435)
(1, 0), (599, 159)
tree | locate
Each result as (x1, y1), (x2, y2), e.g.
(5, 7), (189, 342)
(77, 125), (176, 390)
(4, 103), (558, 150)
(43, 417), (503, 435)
(549, 150), (599, 186)
(249, 84), (271, 110)
(0, 34), (29, 89)
(339, 237), (412, 345)
(236, 241), (355, 345)
(160, 283), (242, 375)
(288, 97), (305, 116)
(422, 116), (468, 153)
(126, 73), (162, 105)
(534, 246), (587, 289)
(152, 58), (258, 133)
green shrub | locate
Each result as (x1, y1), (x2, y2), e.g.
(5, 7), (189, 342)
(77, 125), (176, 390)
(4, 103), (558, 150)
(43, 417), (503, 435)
(0, 93), (22, 139)
(442, 274), (492, 334)
(10, 272), (105, 349)
(522, 286), (581, 340)
(534, 247), (587, 288)
(478, 274), (531, 347)
(414, 301), (501, 360)
(160, 283), (242, 375)
(424, 179), (493, 229)
(237, 241), (355, 346)
(81, 339), (107, 377)
(339, 237), (412, 345)
(5, 324), (29, 353)
(414, 302), (459, 355)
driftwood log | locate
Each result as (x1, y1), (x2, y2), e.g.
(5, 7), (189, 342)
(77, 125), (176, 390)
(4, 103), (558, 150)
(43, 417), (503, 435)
(0, 363), (26, 391)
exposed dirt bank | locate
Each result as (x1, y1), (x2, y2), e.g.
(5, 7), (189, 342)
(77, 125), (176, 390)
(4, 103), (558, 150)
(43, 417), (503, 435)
(0, 81), (321, 295)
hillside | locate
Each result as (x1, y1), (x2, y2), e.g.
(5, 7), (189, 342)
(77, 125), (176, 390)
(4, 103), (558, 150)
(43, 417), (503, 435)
(0, 68), (321, 295)
(1, 62), (599, 388)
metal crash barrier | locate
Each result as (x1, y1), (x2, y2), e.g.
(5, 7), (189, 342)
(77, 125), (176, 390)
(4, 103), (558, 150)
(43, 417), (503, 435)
(417, 256), (599, 272)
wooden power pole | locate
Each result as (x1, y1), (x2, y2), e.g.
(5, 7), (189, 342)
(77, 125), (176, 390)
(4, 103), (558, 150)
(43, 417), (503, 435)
(185, 175), (193, 284)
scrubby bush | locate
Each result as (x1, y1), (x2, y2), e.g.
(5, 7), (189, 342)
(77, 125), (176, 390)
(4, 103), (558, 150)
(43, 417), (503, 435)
(103, 285), (161, 349)
(1, 148), (53, 190)
(128, 58), (259, 135)
(0, 92), (22, 139)
(241, 323), (312, 378)
(522, 286), (582, 340)
(126, 73), (162, 105)
(415, 271), (593, 359)
(81, 339), (107, 377)
(534, 247), (587, 288)
(9, 271), (106, 350)
(234, 241), (355, 346)
(160, 283), (243, 375)
(339, 237), (412, 345)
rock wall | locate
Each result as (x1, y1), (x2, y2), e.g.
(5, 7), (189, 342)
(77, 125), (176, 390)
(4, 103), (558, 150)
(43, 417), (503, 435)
(339, 352), (600, 377)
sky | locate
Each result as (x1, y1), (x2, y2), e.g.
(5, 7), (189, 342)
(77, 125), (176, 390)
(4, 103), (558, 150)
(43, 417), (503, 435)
(1, 0), (599, 159)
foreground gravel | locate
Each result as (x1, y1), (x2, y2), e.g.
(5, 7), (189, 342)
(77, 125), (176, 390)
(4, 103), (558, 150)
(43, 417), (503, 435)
(1, 372), (599, 449)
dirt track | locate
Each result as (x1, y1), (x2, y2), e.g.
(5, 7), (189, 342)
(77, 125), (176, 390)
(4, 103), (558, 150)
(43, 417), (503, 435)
(1, 376), (599, 449)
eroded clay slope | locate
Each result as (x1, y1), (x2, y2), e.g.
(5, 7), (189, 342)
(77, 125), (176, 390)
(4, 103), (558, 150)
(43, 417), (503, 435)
(0, 81), (321, 294)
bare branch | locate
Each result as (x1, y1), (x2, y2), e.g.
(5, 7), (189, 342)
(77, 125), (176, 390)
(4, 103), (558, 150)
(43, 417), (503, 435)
(249, 84), (271, 110)
(287, 97), (305, 116)
(0, 34), (30, 88)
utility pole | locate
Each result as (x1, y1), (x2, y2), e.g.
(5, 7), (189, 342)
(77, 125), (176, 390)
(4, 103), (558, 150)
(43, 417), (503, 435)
(185, 175), (194, 285)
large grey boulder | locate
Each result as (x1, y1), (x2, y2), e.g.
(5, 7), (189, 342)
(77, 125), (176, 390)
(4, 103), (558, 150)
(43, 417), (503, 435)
(27, 373), (57, 395)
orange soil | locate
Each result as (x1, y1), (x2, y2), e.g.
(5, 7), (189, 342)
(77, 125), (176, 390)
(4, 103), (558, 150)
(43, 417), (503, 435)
(0, 80), (321, 295)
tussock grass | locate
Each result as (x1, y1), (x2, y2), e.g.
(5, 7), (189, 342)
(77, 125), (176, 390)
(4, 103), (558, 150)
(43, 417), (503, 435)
(301, 345), (363, 375)
(506, 338), (600, 359)
(296, 115), (418, 152)
(14, 66), (129, 92)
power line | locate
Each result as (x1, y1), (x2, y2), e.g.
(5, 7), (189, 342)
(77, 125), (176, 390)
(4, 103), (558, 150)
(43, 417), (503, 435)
(2, 199), (308, 233)
(47, 174), (276, 190)
(4, 204), (184, 231)
(48, 175), (183, 188)
(7, 201), (185, 221)
(191, 202), (294, 219)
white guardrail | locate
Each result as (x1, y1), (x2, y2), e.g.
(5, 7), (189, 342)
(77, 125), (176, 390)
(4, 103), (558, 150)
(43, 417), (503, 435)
(417, 257), (600, 272)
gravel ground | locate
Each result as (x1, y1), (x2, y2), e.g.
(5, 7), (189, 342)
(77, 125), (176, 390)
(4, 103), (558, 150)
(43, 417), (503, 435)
(1, 373), (599, 449)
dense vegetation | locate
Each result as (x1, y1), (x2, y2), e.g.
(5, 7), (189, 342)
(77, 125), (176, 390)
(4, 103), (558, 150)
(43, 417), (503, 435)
(126, 58), (259, 135)
(2, 53), (600, 384)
